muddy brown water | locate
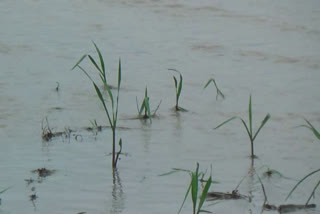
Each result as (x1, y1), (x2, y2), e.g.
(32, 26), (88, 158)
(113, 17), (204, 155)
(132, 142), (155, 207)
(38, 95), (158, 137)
(0, 0), (319, 213)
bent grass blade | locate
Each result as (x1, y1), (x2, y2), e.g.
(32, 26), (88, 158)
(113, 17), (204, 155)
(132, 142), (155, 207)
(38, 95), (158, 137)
(203, 78), (225, 100)
(285, 168), (320, 205)
(298, 119), (320, 141)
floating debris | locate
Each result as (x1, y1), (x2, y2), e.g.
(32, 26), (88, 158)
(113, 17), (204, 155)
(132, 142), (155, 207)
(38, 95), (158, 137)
(278, 204), (316, 213)
(207, 190), (248, 200)
(31, 168), (55, 178)
(263, 203), (316, 213)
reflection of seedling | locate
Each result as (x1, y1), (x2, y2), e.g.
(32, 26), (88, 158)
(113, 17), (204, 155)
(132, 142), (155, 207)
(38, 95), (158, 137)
(203, 78), (225, 100)
(73, 47), (123, 168)
(169, 69), (187, 112)
(298, 119), (320, 141)
(286, 168), (320, 206)
(136, 87), (161, 123)
(215, 95), (270, 158)
(178, 163), (212, 214)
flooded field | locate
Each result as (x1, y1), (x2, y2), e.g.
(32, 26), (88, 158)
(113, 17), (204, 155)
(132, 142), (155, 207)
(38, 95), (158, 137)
(0, 0), (320, 213)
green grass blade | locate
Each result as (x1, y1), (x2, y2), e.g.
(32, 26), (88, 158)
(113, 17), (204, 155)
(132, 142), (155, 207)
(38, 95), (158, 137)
(145, 97), (152, 123)
(191, 164), (199, 214)
(177, 74), (183, 101)
(159, 168), (191, 176)
(214, 116), (238, 130)
(71, 54), (87, 70)
(138, 100), (145, 116)
(103, 81), (114, 110)
(203, 78), (225, 100)
(305, 179), (320, 205)
(152, 100), (162, 116)
(305, 119), (320, 140)
(252, 114), (270, 142)
(88, 54), (102, 74)
(198, 210), (212, 213)
(240, 118), (252, 141)
(203, 79), (213, 89)
(197, 176), (212, 214)
(173, 76), (178, 90)
(115, 59), (121, 125)
(145, 87), (148, 97)
(76, 65), (94, 82)
(0, 186), (11, 194)
(178, 182), (192, 214)
(117, 59), (122, 90)
(285, 168), (320, 201)
(92, 41), (106, 78)
(249, 95), (252, 136)
(93, 82), (113, 128)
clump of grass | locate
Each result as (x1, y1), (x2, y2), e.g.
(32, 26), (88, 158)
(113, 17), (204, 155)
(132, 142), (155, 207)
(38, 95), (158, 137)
(203, 78), (225, 100)
(169, 69), (187, 112)
(298, 119), (320, 141)
(214, 95), (270, 158)
(178, 163), (212, 214)
(72, 43), (123, 168)
(136, 87), (161, 123)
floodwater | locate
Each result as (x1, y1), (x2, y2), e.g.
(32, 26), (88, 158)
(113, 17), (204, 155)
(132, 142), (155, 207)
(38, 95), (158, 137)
(0, 0), (320, 213)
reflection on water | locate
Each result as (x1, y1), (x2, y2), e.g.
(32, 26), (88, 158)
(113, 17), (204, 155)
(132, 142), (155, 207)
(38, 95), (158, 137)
(110, 169), (125, 214)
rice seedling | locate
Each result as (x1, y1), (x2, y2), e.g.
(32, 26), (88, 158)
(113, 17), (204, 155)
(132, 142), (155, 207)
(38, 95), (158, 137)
(203, 78), (225, 100)
(298, 119), (320, 141)
(169, 69), (187, 112)
(93, 60), (122, 168)
(285, 168), (320, 206)
(136, 87), (161, 122)
(178, 163), (212, 214)
(72, 44), (123, 168)
(214, 95), (270, 158)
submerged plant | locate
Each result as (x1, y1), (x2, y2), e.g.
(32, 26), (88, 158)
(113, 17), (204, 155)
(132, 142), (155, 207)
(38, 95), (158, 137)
(169, 69), (187, 112)
(214, 95), (270, 158)
(298, 119), (320, 141)
(203, 78), (225, 100)
(136, 87), (161, 122)
(72, 44), (122, 168)
(178, 163), (212, 214)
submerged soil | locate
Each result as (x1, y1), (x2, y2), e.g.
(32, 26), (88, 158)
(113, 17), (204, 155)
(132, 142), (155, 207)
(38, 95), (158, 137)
(0, 0), (319, 213)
